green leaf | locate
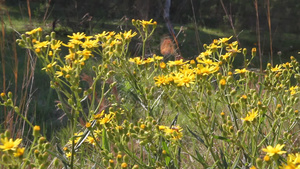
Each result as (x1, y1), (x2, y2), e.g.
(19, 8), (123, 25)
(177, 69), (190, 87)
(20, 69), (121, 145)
(162, 140), (171, 166)
(102, 129), (110, 150)
(49, 147), (69, 168)
(195, 150), (209, 168)
(219, 149), (228, 168)
(187, 127), (207, 148)
(230, 151), (240, 169)
(213, 135), (232, 142)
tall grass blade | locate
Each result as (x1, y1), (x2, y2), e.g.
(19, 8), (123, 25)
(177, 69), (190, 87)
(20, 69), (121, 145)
(187, 126), (207, 148)
(219, 148), (228, 168)
(195, 150), (209, 168)
(0, 15), (7, 129)
(162, 140), (171, 166)
(170, 112), (178, 127)
(54, 145), (70, 168)
(230, 151), (240, 169)
(266, 0), (273, 66)
(102, 129), (109, 150)
(213, 135), (231, 143)
(26, 0), (32, 24)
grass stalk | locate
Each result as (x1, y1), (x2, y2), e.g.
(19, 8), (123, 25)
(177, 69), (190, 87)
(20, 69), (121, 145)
(26, 0), (32, 24)
(266, 0), (273, 66)
(254, 0), (262, 73)
(1, 15), (7, 129)
(220, 0), (240, 45)
(190, 0), (201, 54)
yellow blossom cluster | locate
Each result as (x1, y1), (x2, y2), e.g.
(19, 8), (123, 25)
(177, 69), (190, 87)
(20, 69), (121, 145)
(129, 55), (163, 65)
(152, 57), (219, 88)
(158, 125), (183, 141)
(0, 137), (24, 157)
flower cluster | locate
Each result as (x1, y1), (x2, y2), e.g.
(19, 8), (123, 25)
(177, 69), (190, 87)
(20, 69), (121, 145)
(11, 19), (300, 169)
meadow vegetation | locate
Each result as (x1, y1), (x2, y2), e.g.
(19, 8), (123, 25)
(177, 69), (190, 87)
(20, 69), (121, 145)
(0, 18), (299, 168)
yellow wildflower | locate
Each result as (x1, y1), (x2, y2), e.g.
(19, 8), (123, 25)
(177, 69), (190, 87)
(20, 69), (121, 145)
(235, 68), (249, 74)
(226, 45), (241, 56)
(160, 62), (166, 69)
(0, 137), (22, 151)
(154, 55), (164, 60)
(93, 110), (105, 119)
(129, 57), (143, 65)
(195, 64), (219, 76)
(289, 86), (299, 95)
(140, 19), (157, 29)
(98, 112), (115, 125)
(68, 32), (86, 40)
(34, 41), (49, 49)
(158, 125), (167, 130)
(221, 53), (231, 61)
(154, 75), (170, 87)
(262, 144), (286, 157)
(81, 38), (99, 49)
(122, 30), (137, 40)
(34, 125), (40, 131)
(271, 64), (282, 72)
(162, 125), (183, 141)
(241, 109), (258, 122)
(207, 43), (221, 52)
(199, 50), (212, 58)
(66, 152), (72, 158)
(49, 51), (53, 56)
(180, 64), (194, 74)
(264, 155), (270, 162)
(144, 57), (155, 64)
(43, 61), (57, 70)
(25, 27), (42, 35)
(218, 36), (232, 45)
(86, 136), (96, 146)
(95, 31), (108, 39)
(51, 40), (62, 50)
(86, 122), (91, 128)
(121, 162), (128, 168)
(220, 79), (226, 86)
(14, 147), (25, 157)
(173, 72), (195, 87)
(65, 51), (76, 61)
(62, 42), (75, 49)
(251, 48), (257, 57)
(167, 59), (188, 67)
(55, 65), (73, 77)
(35, 48), (41, 53)
(196, 57), (217, 66)
(285, 153), (300, 166)
(77, 49), (93, 59)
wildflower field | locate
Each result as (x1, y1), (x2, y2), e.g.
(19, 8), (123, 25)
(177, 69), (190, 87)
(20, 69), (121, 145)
(1, 19), (300, 169)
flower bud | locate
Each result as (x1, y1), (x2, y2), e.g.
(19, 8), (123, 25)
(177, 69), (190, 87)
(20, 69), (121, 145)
(243, 48), (247, 56)
(132, 165), (139, 169)
(33, 125), (41, 137)
(51, 32), (56, 39)
(123, 154), (129, 163)
(121, 162), (128, 168)
(251, 48), (257, 57)
(45, 35), (50, 41)
(2, 154), (8, 163)
(4, 130), (11, 138)
(256, 158), (263, 168)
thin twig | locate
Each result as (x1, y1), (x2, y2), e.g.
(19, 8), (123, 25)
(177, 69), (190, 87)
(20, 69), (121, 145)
(220, 0), (240, 45)
(254, 0), (263, 73)
(266, 0), (273, 66)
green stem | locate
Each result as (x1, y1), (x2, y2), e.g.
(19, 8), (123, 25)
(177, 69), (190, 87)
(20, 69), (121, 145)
(21, 136), (37, 169)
